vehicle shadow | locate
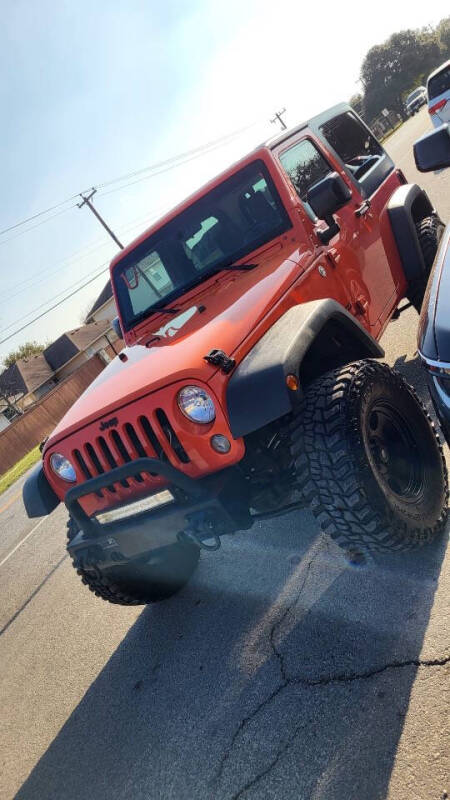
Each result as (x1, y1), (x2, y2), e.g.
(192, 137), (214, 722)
(16, 511), (448, 800)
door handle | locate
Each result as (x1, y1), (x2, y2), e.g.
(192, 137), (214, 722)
(355, 200), (371, 217)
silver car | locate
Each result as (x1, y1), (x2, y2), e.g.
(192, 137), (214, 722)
(427, 60), (450, 128)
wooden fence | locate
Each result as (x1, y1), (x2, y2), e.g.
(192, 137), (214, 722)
(0, 355), (104, 475)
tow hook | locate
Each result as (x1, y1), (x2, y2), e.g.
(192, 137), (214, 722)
(178, 510), (223, 551)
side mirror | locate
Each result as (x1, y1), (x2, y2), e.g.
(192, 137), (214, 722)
(112, 316), (123, 340)
(307, 173), (351, 244)
(414, 124), (450, 172)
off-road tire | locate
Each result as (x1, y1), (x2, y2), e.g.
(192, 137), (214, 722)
(407, 215), (444, 312)
(290, 361), (448, 553)
(67, 517), (200, 605)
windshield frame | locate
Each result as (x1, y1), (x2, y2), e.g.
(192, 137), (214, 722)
(112, 159), (292, 332)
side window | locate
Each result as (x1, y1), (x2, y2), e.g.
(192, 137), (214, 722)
(428, 65), (450, 99)
(320, 112), (383, 182)
(279, 139), (332, 216)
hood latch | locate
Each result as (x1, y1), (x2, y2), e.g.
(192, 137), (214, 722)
(204, 349), (235, 374)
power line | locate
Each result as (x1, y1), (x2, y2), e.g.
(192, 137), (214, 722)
(0, 196), (79, 238)
(0, 262), (111, 335)
(0, 204), (169, 303)
(0, 120), (260, 242)
(0, 205), (77, 248)
(0, 265), (111, 347)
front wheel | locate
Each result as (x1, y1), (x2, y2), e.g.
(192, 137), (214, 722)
(290, 361), (448, 553)
(67, 518), (200, 605)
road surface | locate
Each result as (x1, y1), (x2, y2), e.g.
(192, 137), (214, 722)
(0, 107), (449, 800)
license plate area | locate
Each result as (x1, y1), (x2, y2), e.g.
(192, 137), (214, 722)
(95, 490), (174, 525)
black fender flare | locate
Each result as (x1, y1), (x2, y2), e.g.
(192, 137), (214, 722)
(387, 183), (435, 282)
(23, 464), (60, 518)
(226, 299), (384, 439)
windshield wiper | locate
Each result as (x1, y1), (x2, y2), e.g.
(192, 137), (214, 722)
(218, 261), (258, 271)
(133, 304), (181, 325)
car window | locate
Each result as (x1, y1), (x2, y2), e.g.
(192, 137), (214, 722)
(320, 111), (384, 183)
(428, 65), (450, 99)
(279, 139), (332, 217)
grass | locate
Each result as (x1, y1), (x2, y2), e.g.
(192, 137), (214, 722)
(379, 120), (404, 143)
(0, 445), (41, 496)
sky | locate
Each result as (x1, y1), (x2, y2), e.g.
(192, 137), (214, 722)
(0, 0), (448, 364)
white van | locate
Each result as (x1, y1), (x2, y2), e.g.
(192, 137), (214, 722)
(427, 60), (450, 128)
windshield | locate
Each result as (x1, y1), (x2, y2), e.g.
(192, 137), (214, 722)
(113, 160), (291, 330)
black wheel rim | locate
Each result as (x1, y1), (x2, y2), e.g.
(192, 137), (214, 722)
(366, 400), (425, 501)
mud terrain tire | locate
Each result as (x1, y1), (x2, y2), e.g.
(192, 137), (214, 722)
(67, 517), (200, 605)
(408, 215), (444, 312)
(291, 361), (448, 552)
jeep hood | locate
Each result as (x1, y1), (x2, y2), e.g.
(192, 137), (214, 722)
(47, 246), (304, 446)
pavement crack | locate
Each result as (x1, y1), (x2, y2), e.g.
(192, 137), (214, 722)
(229, 654), (449, 799)
(289, 654), (450, 688)
(232, 719), (304, 800)
(214, 546), (320, 785)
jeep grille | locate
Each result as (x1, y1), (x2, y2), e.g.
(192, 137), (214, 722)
(72, 412), (190, 499)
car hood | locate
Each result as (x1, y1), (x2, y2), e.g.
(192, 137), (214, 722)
(47, 243), (305, 446)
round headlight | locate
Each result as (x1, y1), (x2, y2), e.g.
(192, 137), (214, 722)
(177, 386), (215, 424)
(50, 453), (77, 482)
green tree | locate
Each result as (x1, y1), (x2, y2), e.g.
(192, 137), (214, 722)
(3, 341), (46, 369)
(436, 16), (450, 55)
(361, 28), (441, 122)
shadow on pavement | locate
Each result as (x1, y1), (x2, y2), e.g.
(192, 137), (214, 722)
(16, 511), (448, 800)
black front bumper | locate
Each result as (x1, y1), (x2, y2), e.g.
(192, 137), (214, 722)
(66, 458), (251, 569)
(426, 374), (450, 447)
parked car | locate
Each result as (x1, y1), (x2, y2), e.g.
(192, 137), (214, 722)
(405, 86), (427, 116)
(24, 103), (448, 607)
(427, 60), (450, 128)
(414, 123), (450, 445)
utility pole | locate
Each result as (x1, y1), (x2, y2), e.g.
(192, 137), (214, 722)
(77, 188), (124, 249)
(270, 108), (287, 131)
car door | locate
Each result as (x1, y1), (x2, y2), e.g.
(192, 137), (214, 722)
(318, 110), (400, 328)
(275, 119), (397, 330)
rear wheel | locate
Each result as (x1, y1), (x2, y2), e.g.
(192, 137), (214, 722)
(290, 361), (448, 553)
(67, 517), (200, 605)
(407, 215), (444, 312)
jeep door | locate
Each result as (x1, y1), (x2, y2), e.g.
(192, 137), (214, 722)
(273, 113), (398, 331)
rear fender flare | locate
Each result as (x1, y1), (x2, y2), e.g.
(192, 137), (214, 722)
(226, 299), (384, 439)
(387, 184), (435, 282)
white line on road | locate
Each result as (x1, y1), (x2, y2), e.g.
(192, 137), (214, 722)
(0, 517), (46, 568)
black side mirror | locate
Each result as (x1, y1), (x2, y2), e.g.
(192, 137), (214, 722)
(414, 124), (450, 172)
(112, 316), (123, 340)
(307, 173), (352, 244)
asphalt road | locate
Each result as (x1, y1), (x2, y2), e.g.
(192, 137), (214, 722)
(1, 107), (449, 800)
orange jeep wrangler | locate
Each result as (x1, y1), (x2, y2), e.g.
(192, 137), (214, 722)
(24, 104), (448, 605)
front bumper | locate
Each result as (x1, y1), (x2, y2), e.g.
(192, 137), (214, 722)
(66, 457), (252, 570)
(424, 372), (450, 447)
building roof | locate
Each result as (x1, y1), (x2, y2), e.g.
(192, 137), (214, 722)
(0, 352), (54, 397)
(0, 320), (112, 397)
(86, 281), (114, 321)
(44, 320), (111, 370)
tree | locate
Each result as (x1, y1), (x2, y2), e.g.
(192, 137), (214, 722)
(3, 341), (46, 369)
(436, 16), (450, 55)
(349, 93), (364, 116)
(360, 27), (441, 122)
